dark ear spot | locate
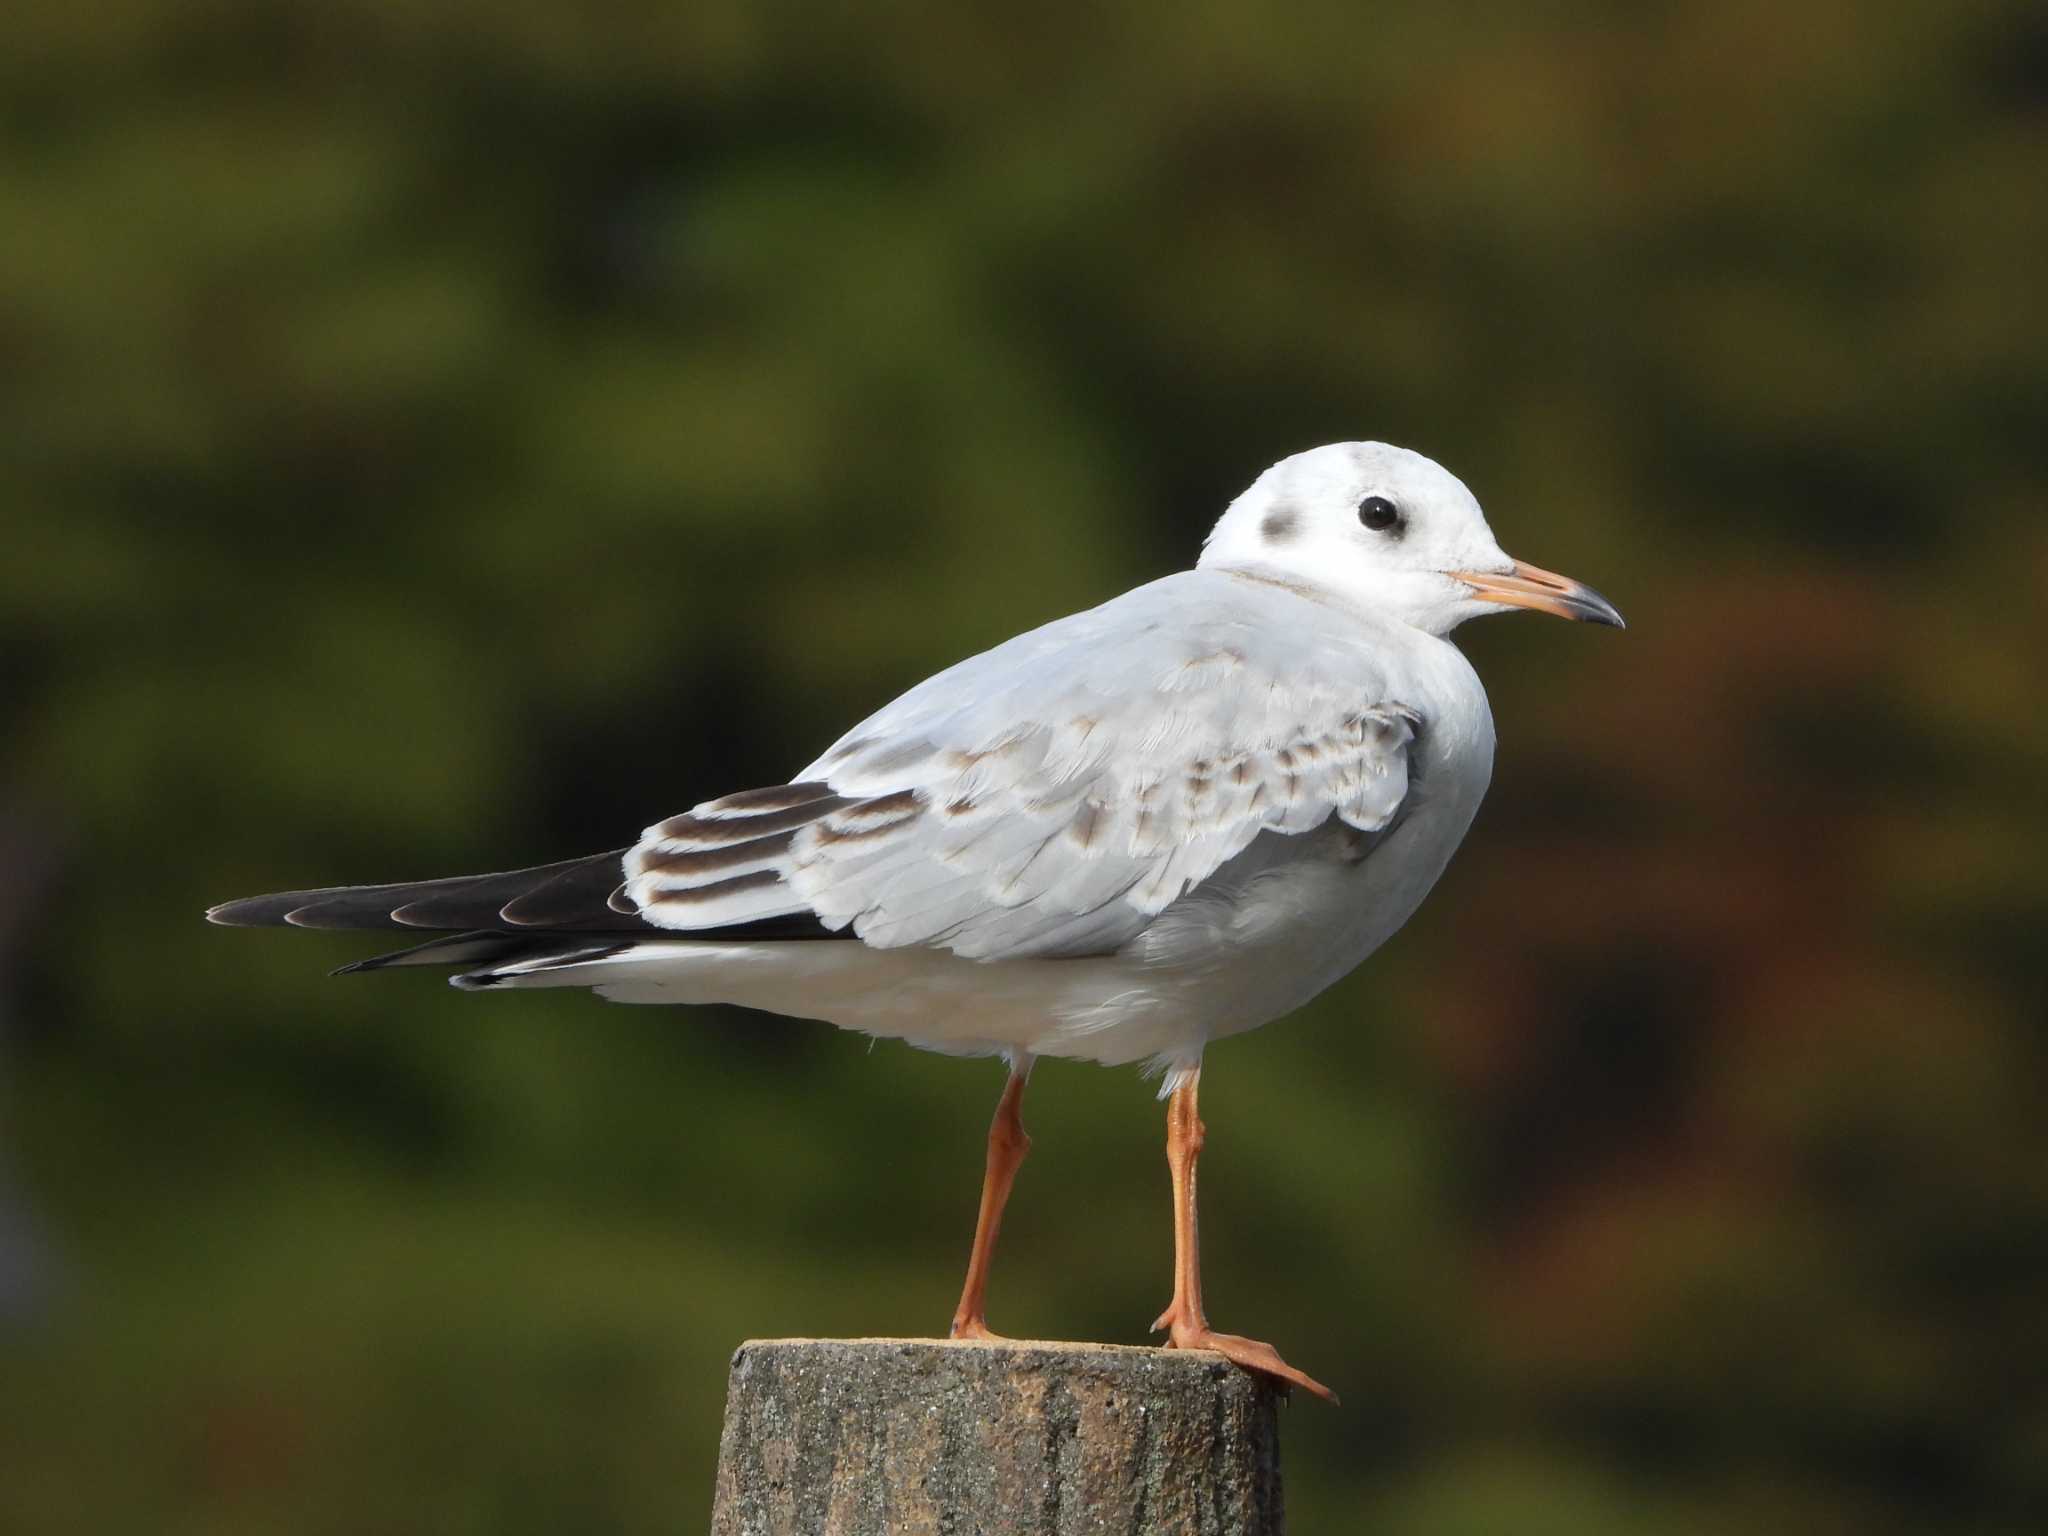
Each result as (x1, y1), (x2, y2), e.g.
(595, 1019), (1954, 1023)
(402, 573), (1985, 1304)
(1260, 505), (1300, 542)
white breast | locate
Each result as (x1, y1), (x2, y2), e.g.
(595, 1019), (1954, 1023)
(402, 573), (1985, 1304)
(1123, 648), (1491, 1026)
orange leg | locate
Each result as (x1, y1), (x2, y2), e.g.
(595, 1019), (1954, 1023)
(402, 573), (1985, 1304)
(948, 1060), (1033, 1341)
(1149, 1065), (1338, 1402)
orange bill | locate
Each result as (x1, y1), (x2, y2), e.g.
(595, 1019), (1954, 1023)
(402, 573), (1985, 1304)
(1453, 560), (1625, 628)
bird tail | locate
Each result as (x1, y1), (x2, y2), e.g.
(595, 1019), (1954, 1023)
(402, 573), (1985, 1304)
(324, 930), (630, 977)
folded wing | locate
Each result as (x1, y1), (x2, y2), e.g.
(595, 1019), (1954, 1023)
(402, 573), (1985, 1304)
(624, 571), (1424, 961)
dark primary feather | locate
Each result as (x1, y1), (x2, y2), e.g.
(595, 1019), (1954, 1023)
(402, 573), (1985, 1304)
(206, 833), (837, 979)
(205, 850), (646, 933)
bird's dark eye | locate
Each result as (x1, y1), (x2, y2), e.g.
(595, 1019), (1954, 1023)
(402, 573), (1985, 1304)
(1357, 495), (1402, 533)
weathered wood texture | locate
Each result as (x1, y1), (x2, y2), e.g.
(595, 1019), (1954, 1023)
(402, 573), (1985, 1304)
(711, 1338), (1285, 1535)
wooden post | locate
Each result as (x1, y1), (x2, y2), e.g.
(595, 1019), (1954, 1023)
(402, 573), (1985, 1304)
(711, 1338), (1285, 1535)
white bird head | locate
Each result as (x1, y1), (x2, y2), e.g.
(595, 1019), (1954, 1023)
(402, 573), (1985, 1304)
(1198, 442), (1623, 637)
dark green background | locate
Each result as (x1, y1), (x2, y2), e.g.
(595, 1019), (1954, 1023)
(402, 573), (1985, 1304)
(5, 3), (2044, 1530)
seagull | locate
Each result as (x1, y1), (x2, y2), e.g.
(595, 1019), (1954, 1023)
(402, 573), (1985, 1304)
(208, 442), (1622, 1401)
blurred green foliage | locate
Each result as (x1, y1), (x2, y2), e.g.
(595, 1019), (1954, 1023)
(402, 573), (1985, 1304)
(3, 2), (2045, 1531)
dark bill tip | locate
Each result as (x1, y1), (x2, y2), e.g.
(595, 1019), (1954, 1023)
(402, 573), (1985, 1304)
(1565, 582), (1626, 629)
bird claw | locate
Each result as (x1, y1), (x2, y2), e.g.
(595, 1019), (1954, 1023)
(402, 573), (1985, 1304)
(948, 1316), (1009, 1343)
(1153, 1309), (1339, 1403)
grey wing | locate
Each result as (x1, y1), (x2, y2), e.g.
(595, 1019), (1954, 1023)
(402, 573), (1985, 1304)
(622, 572), (1425, 961)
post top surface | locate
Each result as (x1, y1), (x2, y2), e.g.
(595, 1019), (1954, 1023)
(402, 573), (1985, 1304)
(716, 1336), (1287, 1533)
(733, 1337), (1261, 1371)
